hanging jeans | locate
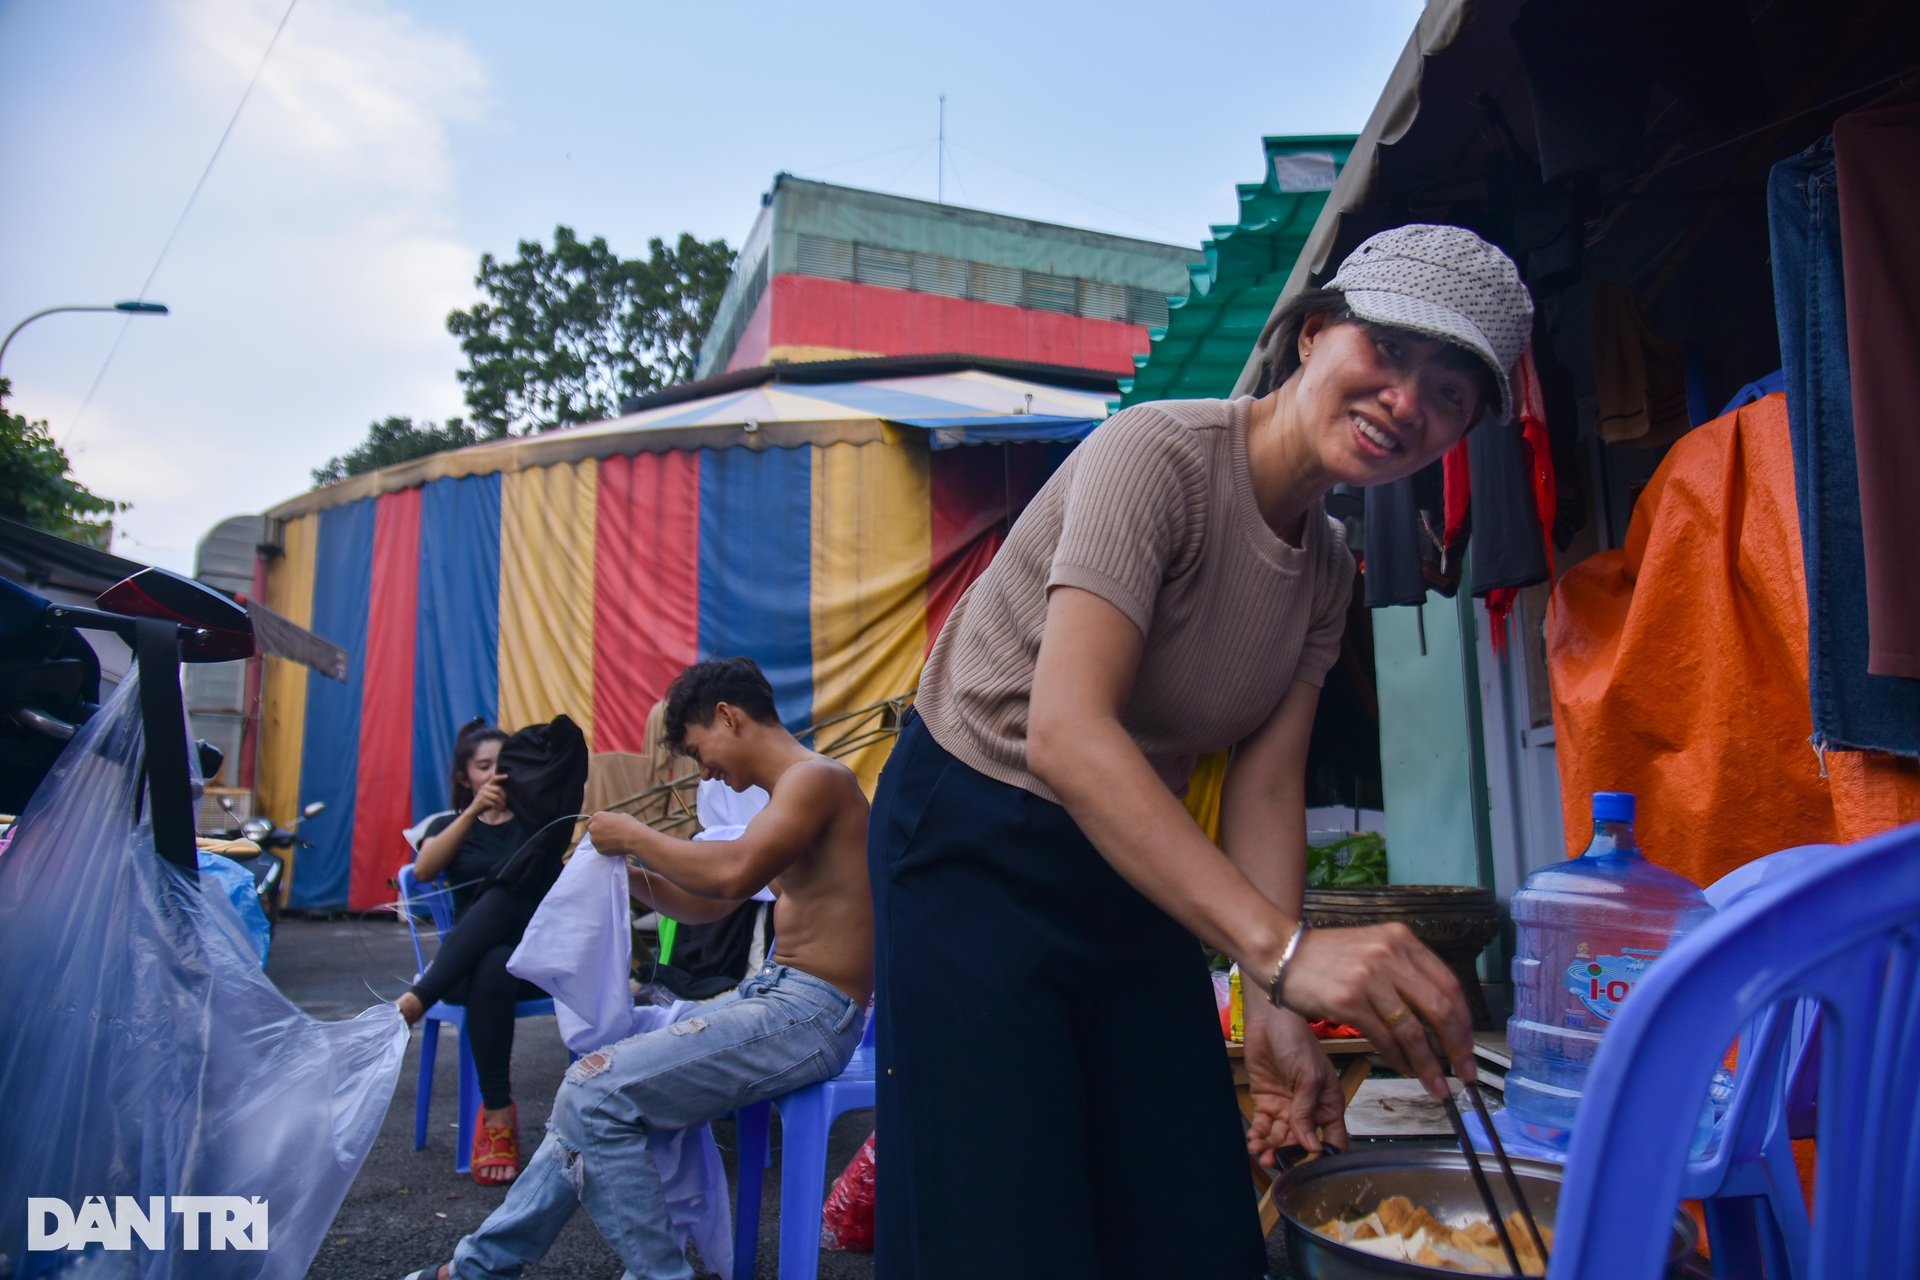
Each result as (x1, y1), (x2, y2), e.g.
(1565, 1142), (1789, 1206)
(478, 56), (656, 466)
(1766, 136), (1920, 756)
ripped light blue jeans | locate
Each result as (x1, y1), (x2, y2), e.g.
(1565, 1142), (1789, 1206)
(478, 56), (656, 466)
(451, 962), (864, 1279)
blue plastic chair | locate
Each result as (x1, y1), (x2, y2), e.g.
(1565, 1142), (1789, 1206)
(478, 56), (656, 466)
(397, 861), (557, 1175)
(1547, 821), (1920, 1279)
(731, 1008), (877, 1280)
(1666, 845), (1832, 1279)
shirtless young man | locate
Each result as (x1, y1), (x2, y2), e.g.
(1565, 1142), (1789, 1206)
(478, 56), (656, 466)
(405, 657), (872, 1280)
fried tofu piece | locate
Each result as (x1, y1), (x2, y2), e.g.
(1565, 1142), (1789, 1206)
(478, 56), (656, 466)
(1375, 1195), (1422, 1236)
(1319, 1196), (1555, 1275)
(1407, 1205), (1453, 1244)
(1506, 1213), (1554, 1276)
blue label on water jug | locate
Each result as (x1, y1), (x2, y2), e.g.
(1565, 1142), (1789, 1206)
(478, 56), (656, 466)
(1565, 946), (1662, 1021)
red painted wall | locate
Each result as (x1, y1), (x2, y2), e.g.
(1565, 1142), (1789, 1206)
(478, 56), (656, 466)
(727, 288), (774, 370)
(728, 274), (1152, 375)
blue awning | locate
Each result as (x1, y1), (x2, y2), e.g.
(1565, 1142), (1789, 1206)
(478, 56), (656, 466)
(890, 414), (1102, 449)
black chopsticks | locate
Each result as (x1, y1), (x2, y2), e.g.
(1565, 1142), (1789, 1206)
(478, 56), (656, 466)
(1463, 1081), (1551, 1269)
(1437, 1085), (1525, 1275)
(1431, 1049), (1551, 1277)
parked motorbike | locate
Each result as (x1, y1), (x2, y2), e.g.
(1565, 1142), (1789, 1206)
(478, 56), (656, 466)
(208, 795), (325, 927)
(2, 567), (252, 884)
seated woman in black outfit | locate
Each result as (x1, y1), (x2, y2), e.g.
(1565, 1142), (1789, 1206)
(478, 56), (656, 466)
(396, 720), (552, 1186)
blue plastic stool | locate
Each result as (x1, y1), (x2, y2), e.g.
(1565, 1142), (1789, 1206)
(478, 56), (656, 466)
(398, 863), (558, 1174)
(732, 1010), (876, 1280)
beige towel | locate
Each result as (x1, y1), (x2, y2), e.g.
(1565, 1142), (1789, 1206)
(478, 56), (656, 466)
(1591, 281), (1690, 445)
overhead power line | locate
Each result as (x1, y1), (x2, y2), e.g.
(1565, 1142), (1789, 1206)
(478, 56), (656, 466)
(64, 0), (301, 446)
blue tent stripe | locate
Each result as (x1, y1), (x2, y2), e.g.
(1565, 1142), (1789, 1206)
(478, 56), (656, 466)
(639, 387), (761, 429)
(412, 474), (502, 821)
(697, 445), (814, 734)
(891, 414), (1101, 447)
(798, 380), (987, 418)
(292, 498), (375, 910)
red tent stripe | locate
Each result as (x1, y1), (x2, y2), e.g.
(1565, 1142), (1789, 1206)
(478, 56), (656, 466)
(927, 446), (1054, 650)
(349, 487), (422, 910)
(592, 451), (701, 753)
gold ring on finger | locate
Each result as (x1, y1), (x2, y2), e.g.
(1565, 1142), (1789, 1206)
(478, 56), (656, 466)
(1382, 1006), (1411, 1029)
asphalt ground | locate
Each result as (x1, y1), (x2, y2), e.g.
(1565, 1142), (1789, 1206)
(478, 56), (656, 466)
(269, 913), (881, 1280)
(270, 913), (1305, 1279)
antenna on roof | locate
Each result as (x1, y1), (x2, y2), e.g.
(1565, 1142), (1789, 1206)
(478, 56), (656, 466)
(938, 94), (946, 204)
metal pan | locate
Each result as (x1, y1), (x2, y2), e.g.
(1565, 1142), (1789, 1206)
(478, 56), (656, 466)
(1274, 1148), (1703, 1278)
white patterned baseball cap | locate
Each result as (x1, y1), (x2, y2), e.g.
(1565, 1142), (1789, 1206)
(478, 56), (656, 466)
(1326, 224), (1533, 423)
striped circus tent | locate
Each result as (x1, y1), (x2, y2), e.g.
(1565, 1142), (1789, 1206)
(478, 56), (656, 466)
(256, 360), (1110, 911)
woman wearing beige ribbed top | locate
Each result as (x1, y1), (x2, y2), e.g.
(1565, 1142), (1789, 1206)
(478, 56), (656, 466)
(867, 225), (1538, 1279)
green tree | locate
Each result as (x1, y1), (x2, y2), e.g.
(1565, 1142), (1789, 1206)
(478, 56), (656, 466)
(0, 379), (124, 548)
(311, 414), (495, 487)
(445, 226), (734, 436)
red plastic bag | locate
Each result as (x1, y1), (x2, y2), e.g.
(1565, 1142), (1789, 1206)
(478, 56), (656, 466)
(820, 1130), (877, 1252)
(1310, 1018), (1363, 1040)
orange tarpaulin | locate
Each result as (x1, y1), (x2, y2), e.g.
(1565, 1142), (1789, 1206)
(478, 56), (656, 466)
(1548, 393), (1919, 891)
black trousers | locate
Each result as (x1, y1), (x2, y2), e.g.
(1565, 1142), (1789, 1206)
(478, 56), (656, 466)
(409, 885), (547, 1110)
(868, 712), (1265, 1280)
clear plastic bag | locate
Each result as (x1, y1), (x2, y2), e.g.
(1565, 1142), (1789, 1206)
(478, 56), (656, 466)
(0, 671), (408, 1277)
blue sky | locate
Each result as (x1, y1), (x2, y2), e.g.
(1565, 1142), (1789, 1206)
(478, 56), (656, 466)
(0, 0), (1420, 572)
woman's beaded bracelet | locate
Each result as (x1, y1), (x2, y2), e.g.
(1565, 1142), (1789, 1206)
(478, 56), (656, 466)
(1266, 920), (1309, 1009)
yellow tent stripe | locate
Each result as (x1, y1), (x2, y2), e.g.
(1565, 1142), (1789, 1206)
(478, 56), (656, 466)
(811, 440), (930, 793)
(258, 514), (317, 826)
(499, 461), (599, 737)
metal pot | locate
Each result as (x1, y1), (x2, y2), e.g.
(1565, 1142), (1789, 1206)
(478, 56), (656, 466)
(1275, 1148), (1703, 1278)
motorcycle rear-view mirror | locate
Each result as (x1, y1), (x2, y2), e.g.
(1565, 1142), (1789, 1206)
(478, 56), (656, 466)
(301, 801), (326, 820)
(96, 568), (253, 663)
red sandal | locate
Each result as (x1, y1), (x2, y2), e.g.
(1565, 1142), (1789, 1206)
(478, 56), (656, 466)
(471, 1103), (520, 1186)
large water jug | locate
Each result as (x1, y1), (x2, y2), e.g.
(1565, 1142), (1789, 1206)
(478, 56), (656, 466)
(1504, 792), (1711, 1138)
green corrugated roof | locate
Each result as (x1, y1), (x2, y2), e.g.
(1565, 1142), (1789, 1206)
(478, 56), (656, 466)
(1116, 135), (1355, 408)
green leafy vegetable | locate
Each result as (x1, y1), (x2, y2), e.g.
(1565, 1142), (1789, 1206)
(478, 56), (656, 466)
(1307, 832), (1389, 887)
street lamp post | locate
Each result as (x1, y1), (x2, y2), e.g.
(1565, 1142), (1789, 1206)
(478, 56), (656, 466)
(0, 300), (171, 381)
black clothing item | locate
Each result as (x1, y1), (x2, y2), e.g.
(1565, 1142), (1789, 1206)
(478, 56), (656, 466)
(490, 714), (588, 900)
(403, 713), (582, 1110)
(1363, 431), (1549, 608)
(1363, 471), (1427, 608)
(1465, 416), (1550, 593)
(1363, 460), (1458, 607)
(1510, 0), (1766, 185)
(654, 899), (773, 1001)
(407, 885), (546, 1109)
(423, 811), (539, 916)
(868, 713), (1268, 1280)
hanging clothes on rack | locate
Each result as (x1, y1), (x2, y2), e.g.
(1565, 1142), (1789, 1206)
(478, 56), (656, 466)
(1590, 281), (1691, 447)
(1834, 81), (1920, 680)
(1364, 350), (1554, 642)
(1769, 133), (1920, 757)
